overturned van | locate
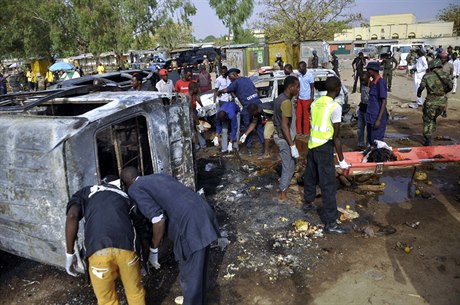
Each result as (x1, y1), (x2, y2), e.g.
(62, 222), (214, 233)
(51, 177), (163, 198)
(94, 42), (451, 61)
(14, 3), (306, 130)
(0, 87), (195, 268)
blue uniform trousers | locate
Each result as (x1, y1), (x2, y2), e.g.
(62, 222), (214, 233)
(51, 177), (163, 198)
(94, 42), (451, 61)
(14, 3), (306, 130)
(179, 246), (210, 305)
(241, 108), (264, 149)
(366, 113), (387, 145)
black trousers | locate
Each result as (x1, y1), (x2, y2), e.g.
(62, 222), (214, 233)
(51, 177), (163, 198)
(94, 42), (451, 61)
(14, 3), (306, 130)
(179, 246), (210, 305)
(352, 71), (362, 93)
(303, 141), (338, 224)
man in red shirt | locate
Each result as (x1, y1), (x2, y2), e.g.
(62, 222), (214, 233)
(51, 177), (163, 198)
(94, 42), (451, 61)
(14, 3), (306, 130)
(175, 69), (194, 94)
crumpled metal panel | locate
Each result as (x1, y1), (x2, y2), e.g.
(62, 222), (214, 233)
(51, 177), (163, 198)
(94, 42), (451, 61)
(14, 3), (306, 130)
(167, 99), (196, 189)
(0, 116), (88, 266)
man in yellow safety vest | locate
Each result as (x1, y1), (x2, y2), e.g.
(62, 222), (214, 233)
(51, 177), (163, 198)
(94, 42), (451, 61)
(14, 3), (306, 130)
(303, 76), (350, 234)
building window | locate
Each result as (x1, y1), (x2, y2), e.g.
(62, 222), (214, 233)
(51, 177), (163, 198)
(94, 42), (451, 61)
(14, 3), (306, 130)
(371, 34), (378, 40)
(408, 32), (416, 39)
(392, 33), (399, 39)
(355, 35), (362, 40)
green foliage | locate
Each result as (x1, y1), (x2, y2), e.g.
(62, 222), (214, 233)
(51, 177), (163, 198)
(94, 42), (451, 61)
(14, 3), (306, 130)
(437, 4), (460, 36)
(257, 0), (361, 43)
(234, 29), (258, 44)
(0, 0), (196, 60)
(209, 0), (254, 43)
(154, 19), (194, 50)
(202, 35), (217, 43)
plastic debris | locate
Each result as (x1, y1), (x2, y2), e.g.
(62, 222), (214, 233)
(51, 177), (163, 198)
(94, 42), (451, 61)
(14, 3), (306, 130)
(174, 296), (184, 305)
(279, 217), (289, 222)
(338, 207), (359, 221)
(405, 221), (420, 229)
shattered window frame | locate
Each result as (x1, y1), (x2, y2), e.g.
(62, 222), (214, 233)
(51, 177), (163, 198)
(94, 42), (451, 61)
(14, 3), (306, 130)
(95, 113), (154, 180)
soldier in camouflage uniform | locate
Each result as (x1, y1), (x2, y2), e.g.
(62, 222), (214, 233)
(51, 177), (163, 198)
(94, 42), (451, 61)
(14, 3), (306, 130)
(382, 52), (398, 91)
(417, 59), (453, 146)
(406, 49), (418, 76)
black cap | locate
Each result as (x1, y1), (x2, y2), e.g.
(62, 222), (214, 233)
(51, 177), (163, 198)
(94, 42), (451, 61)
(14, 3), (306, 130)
(227, 68), (241, 74)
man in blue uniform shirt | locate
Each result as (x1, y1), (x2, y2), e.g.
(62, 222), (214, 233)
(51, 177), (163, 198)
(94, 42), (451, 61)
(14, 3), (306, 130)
(213, 101), (240, 152)
(217, 68), (264, 154)
(365, 61), (388, 145)
(121, 168), (221, 305)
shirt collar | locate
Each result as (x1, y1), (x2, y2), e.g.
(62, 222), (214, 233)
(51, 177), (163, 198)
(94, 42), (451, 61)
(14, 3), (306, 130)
(373, 74), (381, 84)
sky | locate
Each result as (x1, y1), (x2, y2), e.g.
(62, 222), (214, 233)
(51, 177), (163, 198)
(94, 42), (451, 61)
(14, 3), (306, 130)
(189, 0), (456, 39)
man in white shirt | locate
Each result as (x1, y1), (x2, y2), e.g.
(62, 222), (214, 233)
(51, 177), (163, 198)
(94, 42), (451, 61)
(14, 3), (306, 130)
(451, 53), (459, 94)
(296, 61), (315, 136)
(408, 49), (428, 106)
(155, 69), (174, 98)
(213, 66), (231, 106)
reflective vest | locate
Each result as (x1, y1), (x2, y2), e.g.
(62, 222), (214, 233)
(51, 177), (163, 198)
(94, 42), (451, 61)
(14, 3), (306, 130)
(308, 96), (339, 149)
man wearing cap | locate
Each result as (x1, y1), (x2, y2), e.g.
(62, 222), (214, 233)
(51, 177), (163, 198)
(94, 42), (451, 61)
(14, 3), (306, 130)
(156, 69), (174, 97)
(408, 49), (428, 106)
(365, 61), (388, 145)
(417, 59), (452, 146)
(217, 68), (264, 154)
(65, 176), (147, 305)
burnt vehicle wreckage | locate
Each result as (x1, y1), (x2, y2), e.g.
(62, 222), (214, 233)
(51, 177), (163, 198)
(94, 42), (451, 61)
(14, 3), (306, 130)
(0, 85), (195, 269)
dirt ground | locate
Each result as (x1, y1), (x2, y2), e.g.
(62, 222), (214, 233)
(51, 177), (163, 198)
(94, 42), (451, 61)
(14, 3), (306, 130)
(1, 65), (459, 305)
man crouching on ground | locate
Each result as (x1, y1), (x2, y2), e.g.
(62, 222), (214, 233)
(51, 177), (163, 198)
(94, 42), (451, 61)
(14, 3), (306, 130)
(273, 76), (300, 202)
(303, 77), (350, 234)
(65, 175), (147, 305)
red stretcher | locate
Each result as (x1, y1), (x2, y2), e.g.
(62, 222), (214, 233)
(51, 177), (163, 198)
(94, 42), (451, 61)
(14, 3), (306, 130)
(338, 144), (460, 176)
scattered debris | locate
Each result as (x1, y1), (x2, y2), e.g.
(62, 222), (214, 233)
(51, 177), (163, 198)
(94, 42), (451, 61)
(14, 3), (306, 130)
(353, 224), (375, 237)
(405, 221), (420, 229)
(294, 220), (310, 232)
(338, 175), (352, 187)
(434, 135), (452, 141)
(396, 241), (413, 253)
(414, 171), (427, 181)
(338, 207), (360, 221)
(205, 163), (218, 172)
(174, 296), (184, 305)
(279, 217), (289, 222)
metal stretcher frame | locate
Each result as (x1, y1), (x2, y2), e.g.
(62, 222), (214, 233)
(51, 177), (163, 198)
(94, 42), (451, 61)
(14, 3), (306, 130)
(337, 145), (460, 175)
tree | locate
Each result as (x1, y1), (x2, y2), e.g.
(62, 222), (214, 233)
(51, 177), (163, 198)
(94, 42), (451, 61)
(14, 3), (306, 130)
(234, 29), (258, 44)
(154, 19), (194, 50)
(0, 0), (197, 61)
(202, 35), (217, 43)
(437, 4), (460, 36)
(209, 0), (254, 43)
(257, 0), (362, 43)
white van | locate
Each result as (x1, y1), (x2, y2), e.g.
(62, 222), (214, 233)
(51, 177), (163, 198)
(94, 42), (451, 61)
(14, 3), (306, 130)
(390, 44), (412, 67)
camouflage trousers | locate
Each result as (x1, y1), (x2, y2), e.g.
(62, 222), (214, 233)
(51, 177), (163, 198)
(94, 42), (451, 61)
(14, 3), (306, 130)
(422, 97), (447, 138)
(383, 69), (393, 88)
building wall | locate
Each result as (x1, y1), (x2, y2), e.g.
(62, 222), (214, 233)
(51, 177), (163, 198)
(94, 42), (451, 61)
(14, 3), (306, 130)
(267, 42), (300, 66)
(370, 14), (415, 26)
(335, 22), (453, 41)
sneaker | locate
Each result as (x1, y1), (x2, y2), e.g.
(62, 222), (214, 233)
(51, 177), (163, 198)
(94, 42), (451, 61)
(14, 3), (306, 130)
(408, 103), (419, 109)
(325, 222), (348, 234)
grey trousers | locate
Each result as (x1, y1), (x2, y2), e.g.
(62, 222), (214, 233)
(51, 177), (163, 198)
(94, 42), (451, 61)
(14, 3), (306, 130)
(274, 135), (296, 191)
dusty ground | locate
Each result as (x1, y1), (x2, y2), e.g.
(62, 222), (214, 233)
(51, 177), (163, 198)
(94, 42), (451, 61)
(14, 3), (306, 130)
(1, 66), (459, 305)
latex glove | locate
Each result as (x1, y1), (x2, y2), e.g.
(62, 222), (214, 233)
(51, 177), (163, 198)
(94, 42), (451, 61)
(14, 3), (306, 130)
(228, 142), (233, 152)
(339, 159), (350, 169)
(239, 134), (247, 143)
(65, 252), (78, 277)
(149, 248), (161, 270)
(290, 145), (299, 159)
(213, 136), (219, 146)
(217, 237), (230, 251)
(197, 124), (204, 133)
